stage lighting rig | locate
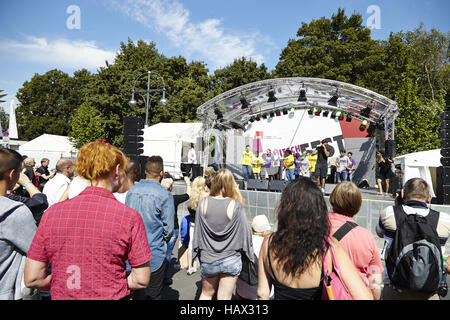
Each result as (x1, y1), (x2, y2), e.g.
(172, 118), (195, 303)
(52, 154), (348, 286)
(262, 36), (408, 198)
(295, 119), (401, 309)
(360, 105), (372, 118)
(298, 83), (307, 102)
(214, 107), (223, 120)
(240, 97), (250, 109)
(328, 89), (339, 107)
(267, 88), (278, 103)
(346, 114), (352, 122)
(322, 110), (329, 117)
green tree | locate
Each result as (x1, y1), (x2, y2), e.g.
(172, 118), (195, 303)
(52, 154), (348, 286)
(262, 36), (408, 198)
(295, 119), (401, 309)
(275, 8), (380, 86)
(0, 107), (8, 131)
(15, 69), (82, 140)
(0, 89), (6, 104)
(212, 57), (270, 94)
(68, 102), (107, 149)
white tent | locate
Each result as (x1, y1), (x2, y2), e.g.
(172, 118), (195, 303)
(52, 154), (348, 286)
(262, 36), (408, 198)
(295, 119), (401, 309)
(143, 122), (203, 178)
(395, 149), (441, 197)
(18, 134), (78, 170)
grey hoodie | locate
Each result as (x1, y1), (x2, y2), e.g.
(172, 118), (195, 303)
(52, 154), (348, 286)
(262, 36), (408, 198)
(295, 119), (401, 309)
(0, 196), (37, 300)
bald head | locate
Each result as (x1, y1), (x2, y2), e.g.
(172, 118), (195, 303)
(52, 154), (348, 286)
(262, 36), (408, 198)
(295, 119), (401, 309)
(56, 158), (74, 178)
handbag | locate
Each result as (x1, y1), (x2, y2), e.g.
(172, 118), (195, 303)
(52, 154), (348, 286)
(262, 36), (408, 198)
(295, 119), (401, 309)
(321, 236), (353, 300)
(239, 252), (258, 286)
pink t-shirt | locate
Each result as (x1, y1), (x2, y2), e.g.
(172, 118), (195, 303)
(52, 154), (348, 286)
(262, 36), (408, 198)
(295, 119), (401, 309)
(328, 212), (383, 286)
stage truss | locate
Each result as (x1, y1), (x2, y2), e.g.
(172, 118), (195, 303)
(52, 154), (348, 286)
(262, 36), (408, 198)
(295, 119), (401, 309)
(196, 77), (399, 170)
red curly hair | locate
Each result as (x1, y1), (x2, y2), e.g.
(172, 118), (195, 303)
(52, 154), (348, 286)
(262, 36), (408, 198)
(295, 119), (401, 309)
(74, 140), (129, 181)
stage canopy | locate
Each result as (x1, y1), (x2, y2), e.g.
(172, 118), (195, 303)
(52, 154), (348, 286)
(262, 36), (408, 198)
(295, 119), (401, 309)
(197, 77), (399, 141)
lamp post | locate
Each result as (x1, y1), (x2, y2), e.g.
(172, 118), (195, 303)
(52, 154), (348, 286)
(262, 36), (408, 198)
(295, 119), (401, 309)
(129, 71), (167, 128)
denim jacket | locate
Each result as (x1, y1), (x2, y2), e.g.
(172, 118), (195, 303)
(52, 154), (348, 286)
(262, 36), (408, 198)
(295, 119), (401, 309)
(125, 179), (175, 271)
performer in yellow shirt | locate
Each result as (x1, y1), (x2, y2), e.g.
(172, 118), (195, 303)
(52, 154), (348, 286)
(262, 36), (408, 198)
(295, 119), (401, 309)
(307, 149), (318, 178)
(283, 150), (295, 181)
(251, 153), (265, 179)
(242, 145), (254, 181)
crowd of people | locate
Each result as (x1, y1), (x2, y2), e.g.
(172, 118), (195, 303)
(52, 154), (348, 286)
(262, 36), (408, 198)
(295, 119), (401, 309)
(0, 141), (449, 301)
(241, 140), (359, 194)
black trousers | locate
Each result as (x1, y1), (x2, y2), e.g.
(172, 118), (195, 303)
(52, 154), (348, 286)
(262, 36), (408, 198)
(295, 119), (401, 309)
(132, 259), (167, 300)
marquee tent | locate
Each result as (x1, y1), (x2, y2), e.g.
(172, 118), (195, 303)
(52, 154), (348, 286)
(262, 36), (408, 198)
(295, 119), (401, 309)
(18, 134), (78, 170)
(142, 122), (203, 178)
(394, 149), (441, 197)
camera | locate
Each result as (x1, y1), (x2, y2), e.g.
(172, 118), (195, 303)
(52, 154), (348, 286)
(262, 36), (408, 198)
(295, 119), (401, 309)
(394, 188), (403, 206)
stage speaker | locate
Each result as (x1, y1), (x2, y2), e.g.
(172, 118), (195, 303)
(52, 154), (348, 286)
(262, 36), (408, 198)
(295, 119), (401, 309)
(385, 140), (396, 159)
(247, 179), (269, 191)
(269, 180), (290, 192)
(236, 180), (245, 190)
(441, 148), (450, 158)
(436, 166), (444, 204)
(444, 185), (450, 205)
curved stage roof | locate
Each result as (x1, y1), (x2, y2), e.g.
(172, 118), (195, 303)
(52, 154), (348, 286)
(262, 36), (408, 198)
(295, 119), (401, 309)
(197, 77), (399, 140)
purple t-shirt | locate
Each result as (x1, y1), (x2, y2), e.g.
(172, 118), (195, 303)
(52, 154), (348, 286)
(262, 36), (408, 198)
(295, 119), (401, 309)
(347, 158), (357, 173)
(263, 153), (274, 168)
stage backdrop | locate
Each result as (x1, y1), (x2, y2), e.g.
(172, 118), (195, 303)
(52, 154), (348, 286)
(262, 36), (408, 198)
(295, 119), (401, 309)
(204, 109), (376, 185)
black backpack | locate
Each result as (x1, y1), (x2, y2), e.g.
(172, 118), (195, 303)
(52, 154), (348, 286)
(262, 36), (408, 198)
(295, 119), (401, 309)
(386, 205), (443, 294)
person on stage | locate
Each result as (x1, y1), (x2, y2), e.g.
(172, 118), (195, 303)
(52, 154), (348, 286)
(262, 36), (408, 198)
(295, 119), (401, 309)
(262, 149), (275, 180)
(347, 152), (357, 182)
(241, 145), (254, 181)
(299, 153), (312, 178)
(251, 153), (264, 180)
(314, 139), (331, 193)
(306, 149), (318, 181)
(283, 150), (295, 181)
(186, 143), (197, 177)
(272, 149), (282, 180)
(376, 151), (394, 196)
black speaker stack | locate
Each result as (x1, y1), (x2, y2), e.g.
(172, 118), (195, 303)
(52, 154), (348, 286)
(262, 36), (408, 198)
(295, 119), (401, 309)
(439, 108), (450, 204)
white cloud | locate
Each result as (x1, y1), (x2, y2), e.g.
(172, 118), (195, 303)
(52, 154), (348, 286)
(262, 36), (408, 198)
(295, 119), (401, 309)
(110, 0), (269, 69)
(0, 36), (116, 70)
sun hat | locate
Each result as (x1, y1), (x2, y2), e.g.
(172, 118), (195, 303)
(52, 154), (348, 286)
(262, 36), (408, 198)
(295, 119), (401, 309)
(251, 215), (271, 233)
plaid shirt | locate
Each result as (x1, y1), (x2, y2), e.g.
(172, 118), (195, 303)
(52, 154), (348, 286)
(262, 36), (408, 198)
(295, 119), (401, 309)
(27, 186), (152, 300)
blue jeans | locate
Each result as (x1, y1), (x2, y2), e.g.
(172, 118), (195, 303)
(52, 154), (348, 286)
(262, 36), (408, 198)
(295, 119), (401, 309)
(164, 228), (179, 279)
(242, 165), (252, 181)
(348, 171), (354, 182)
(335, 171), (348, 183)
(285, 168), (295, 181)
(200, 254), (242, 279)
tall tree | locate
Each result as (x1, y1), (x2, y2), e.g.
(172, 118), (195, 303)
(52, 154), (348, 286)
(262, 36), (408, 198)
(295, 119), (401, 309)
(275, 8), (380, 85)
(212, 57), (270, 94)
(15, 69), (83, 140)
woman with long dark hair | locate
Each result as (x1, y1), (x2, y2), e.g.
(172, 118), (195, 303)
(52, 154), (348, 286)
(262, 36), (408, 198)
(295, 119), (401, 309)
(257, 177), (372, 300)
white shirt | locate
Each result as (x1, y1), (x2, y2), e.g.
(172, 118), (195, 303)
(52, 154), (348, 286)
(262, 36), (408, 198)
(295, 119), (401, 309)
(188, 148), (197, 164)
(43, 173), (71, 207)
(113, 191), (128, 204)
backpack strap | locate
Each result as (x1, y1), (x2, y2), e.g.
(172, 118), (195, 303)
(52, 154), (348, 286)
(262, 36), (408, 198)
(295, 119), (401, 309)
(425, 208), (440, 231)
(333, 221), (358, 241)
(392, 205), (407, 229)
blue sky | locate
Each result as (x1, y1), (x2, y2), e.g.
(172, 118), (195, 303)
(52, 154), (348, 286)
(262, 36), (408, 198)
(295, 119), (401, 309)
(0, 0), (448, 113)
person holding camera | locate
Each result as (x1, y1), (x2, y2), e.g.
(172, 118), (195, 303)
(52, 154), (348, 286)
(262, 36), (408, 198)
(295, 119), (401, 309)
(376, 178), (450, 300)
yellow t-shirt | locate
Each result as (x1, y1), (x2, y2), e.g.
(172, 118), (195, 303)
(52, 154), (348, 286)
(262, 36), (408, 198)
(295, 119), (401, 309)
(284, 154), (295, 170)
(242, 151), (254, 166)
(307, 155), (318, 172)
(252, 157), (264, 173)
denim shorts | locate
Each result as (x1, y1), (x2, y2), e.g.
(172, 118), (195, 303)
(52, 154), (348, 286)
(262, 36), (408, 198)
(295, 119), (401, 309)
(200, 254), (242, 279)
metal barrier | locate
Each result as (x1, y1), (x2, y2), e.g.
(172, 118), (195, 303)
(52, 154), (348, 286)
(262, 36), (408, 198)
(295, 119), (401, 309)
(173, 184), (450, 254)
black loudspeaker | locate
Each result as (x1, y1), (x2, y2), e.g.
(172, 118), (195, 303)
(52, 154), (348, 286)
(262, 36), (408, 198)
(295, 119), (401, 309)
(444, 185), (450, 205)
(247, 179), (269, 191)
(436, 166), (444, 204)
(385, 140), (396, 159)
(269, 180), (290, 192)
(442, 148), (450, 158)
(441, 158), (450, 167)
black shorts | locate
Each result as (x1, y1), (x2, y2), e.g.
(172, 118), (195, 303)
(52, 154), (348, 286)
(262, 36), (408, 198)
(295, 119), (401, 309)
(378, 170), (393, 180)
(314, 162), (328, 179)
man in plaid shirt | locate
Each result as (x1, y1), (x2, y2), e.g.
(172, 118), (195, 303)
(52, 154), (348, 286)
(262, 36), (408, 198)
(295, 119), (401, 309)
(24, 141), (152, 300)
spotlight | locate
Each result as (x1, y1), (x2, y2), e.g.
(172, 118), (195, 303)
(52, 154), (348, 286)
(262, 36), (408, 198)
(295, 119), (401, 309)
(360, 105), (372, 118)
(276, 110), (281, 117)
(240, 97), (250, 109)
(214, 108), (223, 120)
(308, 109), (314, 115)
(255, 115), (261, 121)
(322, 110), (329, 117)
(346, 114), (352, 122)
(298, 83), (307, 102)
(328, 89), (339, 106)
(262, 113), (268, 119)
(230, 121), (246, 131)
(361, 119), (369, 126)
(267, 89), (277, 103)
(269, 112), (275, 118)
(331, 110), (344, 121)
(312, 107), (321, 116)
(289, 107), (295, 113)
(283, 108), (288, 115)
(249, 117), (255, 123)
